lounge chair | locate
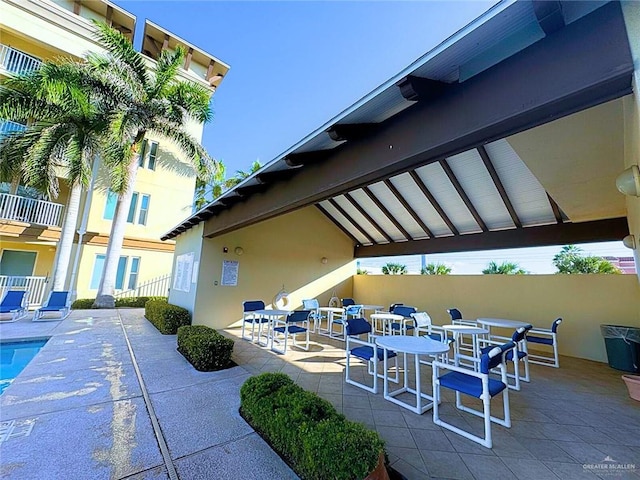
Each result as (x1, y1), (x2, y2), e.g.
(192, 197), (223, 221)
(33, 291), (70, 322)
(0, 290), (29, 322)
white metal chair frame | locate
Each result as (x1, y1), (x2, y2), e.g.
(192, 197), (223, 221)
(447, 308), (477, 355)
(527, 318), (562, 368)
(478, 326), (531, 391)
(302, 298), (325, 333)
(330, 304), (362, 340)
(432, 342), (515, 448)
(241, 300), (269, 343)
(411, 312), (453, 365)
(345, 318), (399, 394)
(271, 310), (311, 354)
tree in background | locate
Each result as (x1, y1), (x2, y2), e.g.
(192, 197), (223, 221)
(553, 245), (621, 274)
(225, 160), (262, 189)
(482, 261), (527, 275)
(193, 160), (262, 211)
(382, 262), (408, 275)
(421, 263), (452, 275)
(356, 268), (369, 275)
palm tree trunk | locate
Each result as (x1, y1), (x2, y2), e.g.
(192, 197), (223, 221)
(52, 182), (82, 290)
(93, 158), (138, 308)
(9, 178), (19, 195)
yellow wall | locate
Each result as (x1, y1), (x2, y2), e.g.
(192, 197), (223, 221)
(0, 241), (56, 277)
(75, 243), (174, 299)
(353, 274), (640, 363)
(183, 206), (355, 329)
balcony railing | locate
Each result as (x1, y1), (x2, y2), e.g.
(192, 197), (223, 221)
(0, 44), (42, 76)
(0, 193), (64, 228)
(0, 276), (47, 308)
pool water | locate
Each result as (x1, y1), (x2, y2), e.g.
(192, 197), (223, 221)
(0, 339), (48, 395)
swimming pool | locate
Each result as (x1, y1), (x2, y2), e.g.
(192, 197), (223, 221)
(0, 339), (49, 395)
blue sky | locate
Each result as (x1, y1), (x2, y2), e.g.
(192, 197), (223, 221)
(115, 0), (633, 272)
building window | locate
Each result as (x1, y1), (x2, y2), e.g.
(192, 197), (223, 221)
(138, 194), (150, 225)
(90, 254), (141, 290)
(138, 139), (158, 170)
(103, 191), (118, 220)
(127, 192), (139, 223)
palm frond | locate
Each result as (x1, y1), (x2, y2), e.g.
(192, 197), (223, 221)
(91, 20), (149, 88)
(166, 81), (213, 124)
(149, 47), (184, 99)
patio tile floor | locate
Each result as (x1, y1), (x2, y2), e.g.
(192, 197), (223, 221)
(226, 325), (640, 480)
(1, 309), (638, 480)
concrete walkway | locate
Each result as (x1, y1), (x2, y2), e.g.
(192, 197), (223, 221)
(0, 309), (298, 480)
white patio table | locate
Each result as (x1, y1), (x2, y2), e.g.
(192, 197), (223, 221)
(375, 335), (450, 414)
(442, 324), (489, 369)
(254, 309), (290, 347)
(370, 313), (404, 336)
(477, 317), (531, 342)
(318, 307), (345, 338)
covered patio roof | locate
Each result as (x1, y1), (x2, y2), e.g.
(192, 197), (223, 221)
(162, 0), (633, 256)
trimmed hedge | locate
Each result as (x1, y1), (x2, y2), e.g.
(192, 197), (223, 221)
(71, 296), (168, 310)
(177, 325), (235, 371)
(240, 373), (385, 480)
(145, 299), (191, 334)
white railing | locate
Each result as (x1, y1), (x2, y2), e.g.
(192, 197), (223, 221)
(0, 193), (64, 227)
(0, 120), (26, 137)
(0, 276), (48, 308)
(0, 44), (42, 76)
(115, 274), (171, 299)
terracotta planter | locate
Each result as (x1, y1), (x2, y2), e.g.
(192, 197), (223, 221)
(364, 452), (390, 480)
(622, 375), (640, 402)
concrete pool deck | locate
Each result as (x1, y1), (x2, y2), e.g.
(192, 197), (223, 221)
(0, 309), (298, 480)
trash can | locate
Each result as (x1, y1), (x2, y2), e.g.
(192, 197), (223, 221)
(600, 325), (640, 373)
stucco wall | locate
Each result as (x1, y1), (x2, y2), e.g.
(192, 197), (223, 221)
(0, 241), (56, 277)
(190, 206), (355, 329)
(167, 222), (203, 311)
(353, 274), (640, 363)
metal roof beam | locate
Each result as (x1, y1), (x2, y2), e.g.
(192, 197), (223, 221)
(343, 193), (394, 243)
(362, 186), (412, 241)
(328, 199), (375, 244)
(355, 217), (628, 257)
(440, 159), (488, 232)
(408, 171), (459, 235)
(284, 150), (331, 167)
(327, 123), (380, 142)
(199, 3), (632, 239)
(397, 75), (448, 102)
(383, 179), (433, 238)
(477, 145), (522, 228)
(534, 1), (566, 36)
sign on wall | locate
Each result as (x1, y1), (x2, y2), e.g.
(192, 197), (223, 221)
(173, 252), (194, 292)
(221, 260), (239, 286)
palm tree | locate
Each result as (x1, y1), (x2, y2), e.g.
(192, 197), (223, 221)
(381, 262), (408, 275)
(421, 263), (452, 275)
(0, 61), (111, 290)
(194, 161), (226, 211)
(85, 22), (219, 308)
(482, 261), (527, 275)
(553, 245), (621, 274)
(224, 160), (261, 189)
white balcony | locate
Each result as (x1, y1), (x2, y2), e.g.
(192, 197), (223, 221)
(0, 193), (64, 228)
(0, 44), (42, 76)
(0, 276), (47, 307)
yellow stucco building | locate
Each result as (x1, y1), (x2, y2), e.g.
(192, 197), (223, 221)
(0, 0), (229, 303)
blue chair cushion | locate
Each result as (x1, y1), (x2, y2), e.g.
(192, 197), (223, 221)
(0, 306), (20, 313)
(428, 333), (454, 343)
(505, 350), (527, 361)
(390, 323), (414, 331)
(39, 306), (67, 312)
(439, 371), (507, 398)
(350, 346), (397, 362)
(244, 317), (269, 323)
(527, 335), (553, 345)
(274, 325), (307, 334)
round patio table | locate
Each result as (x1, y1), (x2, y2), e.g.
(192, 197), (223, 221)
(370, 313), (403, 336)
(442, 325), (489, 368)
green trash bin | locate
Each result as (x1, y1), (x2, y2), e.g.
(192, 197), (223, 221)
(600, 325), (640, 373)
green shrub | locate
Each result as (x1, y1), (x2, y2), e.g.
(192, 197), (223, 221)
(71, 298), (95, 309)
(240, 373), (385, 480)
(115, 296), (167, 308)
(177, 325), (235, 371)
(144, 299), (190, 334)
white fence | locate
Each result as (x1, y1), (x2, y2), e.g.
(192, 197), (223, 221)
(0, 276), (47, 308)
(0, 44), (42, 76)
(115, 275), (170, 299)
(0, 193), (64, 227)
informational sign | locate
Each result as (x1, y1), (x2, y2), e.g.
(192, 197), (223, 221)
(192, 261), (200, 283)
(221, 260), (239, 286)
(173, 252), (194, 292)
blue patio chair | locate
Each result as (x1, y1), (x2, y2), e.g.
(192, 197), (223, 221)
(241, 300), (270, 343)
(345, 318), (398, 393)
(330, 300), (362, 340)
(271, 310), (311, 354)
(33, 291), (70, 322)
(527, 318), (562, 368)
(432, 341), (516, 448)
(480, 325), (532, 390)
(447, 307), (477, 353)
(341, 298), (356, 307)
(390, 305), (416, 335)
(0, 290), (29, 322)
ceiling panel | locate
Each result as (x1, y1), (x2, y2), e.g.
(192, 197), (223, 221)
(349, 189), (407, 242)
(332, 195), (388, 244)
(484, 139), (557, 227)
(318, 200), (371, 245)
(388, 173), (452, 237)
(445, 149), (515, 230)
(415, 163), (482, 234)
(368, 182), (427, 240)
